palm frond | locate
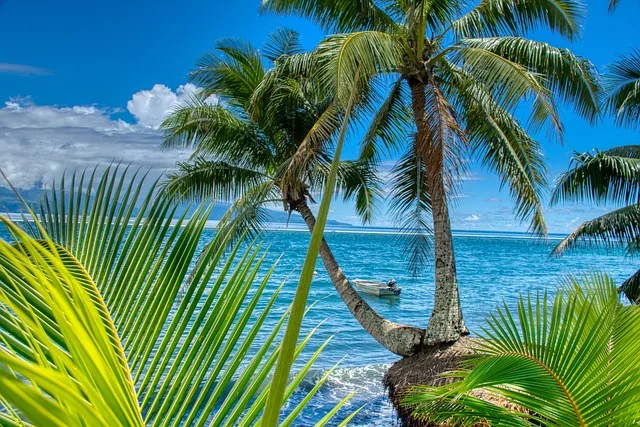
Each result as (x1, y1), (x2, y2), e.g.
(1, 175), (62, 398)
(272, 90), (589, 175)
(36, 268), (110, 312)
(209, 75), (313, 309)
(619, 268), (640, 304)
(360, 77), (412, 163)
(309, 159), (383, 224)
(0, 167), (356, 426)
(191, 38), (265, 108)
(609, 0), (621, 12)
(162, 157), (271, 202)
(215, 180), (282, 249)
(455, 69), (548, 235)
(315, 31), (403, 105)
(453, 41), (562, 138)
(550, 148), (640, 207)
(263, 27), (304, 62)
(260, 0), (397, 32)
(551, 203), (640, 255)
(160, 101), (275, 168)
(453, 0), (585, 40)
(387, 147), (433, 274)
(461, 37), (601, 124)
(606, 49), (640, 128)
(403, 273), (640, 426)
(419, 79), (469, 197)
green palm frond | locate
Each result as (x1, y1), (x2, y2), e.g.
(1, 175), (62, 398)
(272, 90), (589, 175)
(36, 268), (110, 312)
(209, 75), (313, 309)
(609, 0), (621, 12)
(260, 0), (397, 32)
(456, 70), (548, 235)
(551, 148), (640, 206)
(308, 159), (383, 224)
(403, 273), (640, 426)
(619, 268), (640, 303)
(606, 49), (640, 128)
(551, 203), (640, 255)
(160, 101), (276, 168)
(453, 42), (562, 137)
(360, 77), (412, 163)
(315, 31), (403, 104)
(460, 37), (601, 124)
(0, 168), (354, 426)
(191, 38), (265, 108)
(263, 27), (304, 62)
(216, 180), (283, 248)
(388, 147), (433, 274)
(453, 0), (585, 40)
(163, 157), (271, 201)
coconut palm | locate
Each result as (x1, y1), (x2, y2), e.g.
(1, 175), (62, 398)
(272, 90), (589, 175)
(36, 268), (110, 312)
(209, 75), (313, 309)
(551, 44), (640, 302)
(0, 167), (358, 426)
(262, 0), (601, 346)
(161, 31), (425, 356)
(401, 273), (640, 426)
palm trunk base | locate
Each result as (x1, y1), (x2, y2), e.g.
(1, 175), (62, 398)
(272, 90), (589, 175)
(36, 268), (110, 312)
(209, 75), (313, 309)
(383, 337), (478, 426)
(424, 311), (469, 346)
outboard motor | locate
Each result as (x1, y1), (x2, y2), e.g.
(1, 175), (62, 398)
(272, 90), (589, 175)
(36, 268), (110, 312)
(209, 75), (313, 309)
(387, 279), (400, 295)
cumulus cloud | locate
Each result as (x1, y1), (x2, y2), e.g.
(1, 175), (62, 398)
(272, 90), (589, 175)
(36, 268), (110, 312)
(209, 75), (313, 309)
(464, 214), (481, 222)
(0, 63), (50, 76)
(0, 98), (189, 190)
(126, 83), (201, 128)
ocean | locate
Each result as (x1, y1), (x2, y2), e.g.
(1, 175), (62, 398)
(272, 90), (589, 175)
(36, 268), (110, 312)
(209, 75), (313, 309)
(247, 228), (636, 425)
(1, 225), (637, 425)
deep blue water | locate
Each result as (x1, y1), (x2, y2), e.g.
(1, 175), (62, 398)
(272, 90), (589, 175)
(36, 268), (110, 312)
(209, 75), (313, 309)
(2, 225), (637, 425)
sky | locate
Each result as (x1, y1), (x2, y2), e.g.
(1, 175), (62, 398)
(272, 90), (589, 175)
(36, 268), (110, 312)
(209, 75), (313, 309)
(0, 0), (638, 233)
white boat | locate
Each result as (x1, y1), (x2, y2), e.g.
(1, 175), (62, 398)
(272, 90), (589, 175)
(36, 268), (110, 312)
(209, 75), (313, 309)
(353, 279), (401, 297)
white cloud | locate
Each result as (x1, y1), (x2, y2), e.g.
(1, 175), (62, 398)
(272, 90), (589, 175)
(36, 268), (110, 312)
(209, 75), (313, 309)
(0, 63), (50, 76)
(127, 83), (201, 128)
(0, 97), (190, 190)
(464, 214), (480, 222)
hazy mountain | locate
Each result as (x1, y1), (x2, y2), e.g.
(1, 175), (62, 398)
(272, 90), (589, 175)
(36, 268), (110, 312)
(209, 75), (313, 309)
(0, 187), (352, 227)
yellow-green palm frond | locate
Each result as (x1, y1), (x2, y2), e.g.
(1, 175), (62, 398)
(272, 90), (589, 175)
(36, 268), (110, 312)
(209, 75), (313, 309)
(403, 273), (640, 426)
(0, 167), (355, 426)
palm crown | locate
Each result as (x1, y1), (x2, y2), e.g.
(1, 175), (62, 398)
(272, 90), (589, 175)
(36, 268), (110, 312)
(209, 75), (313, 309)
(161, 30), (380, 240)
(263, 0), (600, 242)
(262, 0), (601, 346)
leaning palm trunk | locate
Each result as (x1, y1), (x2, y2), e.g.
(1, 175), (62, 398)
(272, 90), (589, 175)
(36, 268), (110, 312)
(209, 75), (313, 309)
(295, 198), (425, 356)
(410, 78), (468, 345)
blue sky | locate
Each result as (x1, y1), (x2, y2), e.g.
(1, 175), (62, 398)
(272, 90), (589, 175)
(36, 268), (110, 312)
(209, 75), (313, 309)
(0, 0), (638, 232)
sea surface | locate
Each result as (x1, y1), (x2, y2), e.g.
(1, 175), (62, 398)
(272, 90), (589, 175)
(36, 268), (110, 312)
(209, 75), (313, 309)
(2, 225), (637, 425)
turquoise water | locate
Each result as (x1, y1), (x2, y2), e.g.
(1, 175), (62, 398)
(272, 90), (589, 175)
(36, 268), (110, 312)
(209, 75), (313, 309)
(2, 225), (637, 425)
(245, 228), (636, 425)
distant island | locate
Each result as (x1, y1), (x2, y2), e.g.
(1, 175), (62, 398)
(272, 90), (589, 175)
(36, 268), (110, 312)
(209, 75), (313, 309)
(0, 186), (353, 228)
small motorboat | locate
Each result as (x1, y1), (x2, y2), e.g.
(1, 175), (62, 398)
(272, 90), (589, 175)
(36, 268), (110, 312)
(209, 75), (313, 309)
(353, 279), (401, 297)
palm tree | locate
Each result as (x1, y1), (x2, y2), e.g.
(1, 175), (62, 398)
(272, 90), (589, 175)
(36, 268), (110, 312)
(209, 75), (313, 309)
(161, 31), (425, 356)
(0, 167), (357, 426)
(401, 273), (640, 426)
(551, 50), (640, 303)
(262, 0), (601, 346)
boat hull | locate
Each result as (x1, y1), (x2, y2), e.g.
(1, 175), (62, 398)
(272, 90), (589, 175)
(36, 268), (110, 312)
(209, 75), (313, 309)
(353, 280), (401, 297)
